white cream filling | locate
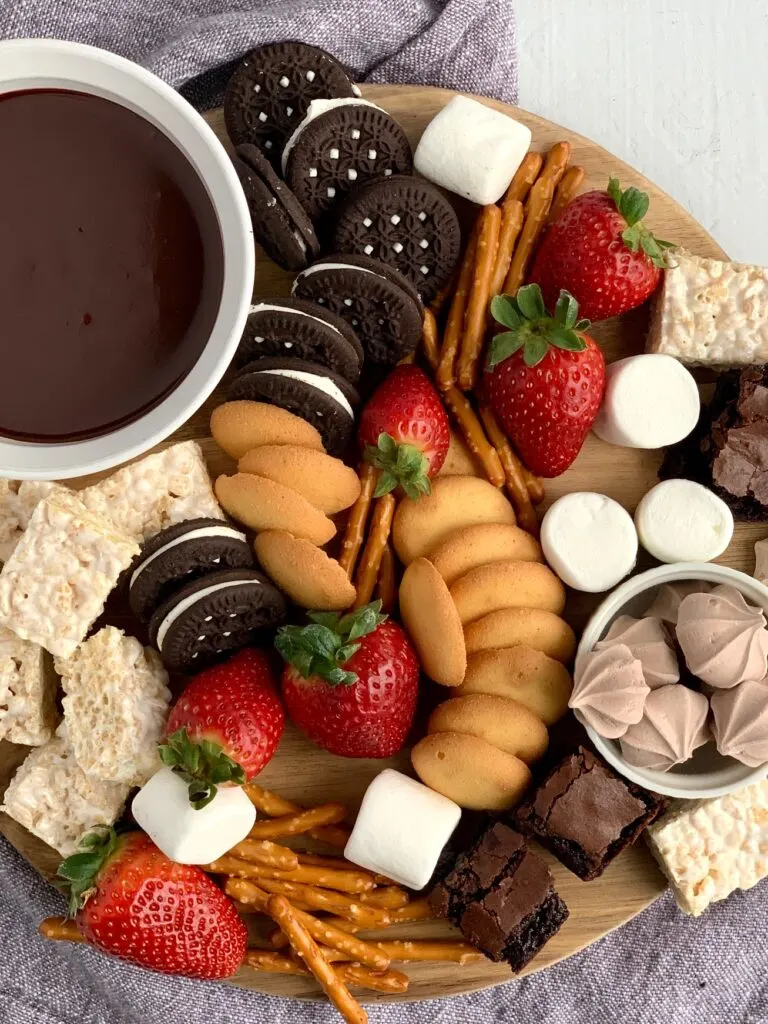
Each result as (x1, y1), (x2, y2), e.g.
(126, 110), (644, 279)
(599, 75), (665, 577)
(247, 302), (348, 345)
(254, 368), (354, 419)
(281, 97), (382, 174)
(131, 526), (247, 589)
(156, 579), (259, 653)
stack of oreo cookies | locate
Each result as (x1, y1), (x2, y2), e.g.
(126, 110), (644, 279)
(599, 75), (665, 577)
(127, 518), (286, 674)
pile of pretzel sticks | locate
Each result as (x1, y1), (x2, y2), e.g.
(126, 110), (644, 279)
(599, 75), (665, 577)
(41, 785), (481, 1024)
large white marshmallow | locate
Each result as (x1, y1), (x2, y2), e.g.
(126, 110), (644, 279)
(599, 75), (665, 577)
(541, 492), (638, 593)
(414, 95), (532, 206)
(592, 354), (700, 449)
(344, 769), (461, 890)
(635, 480), (734, 564)
(131, 767), (256, 865)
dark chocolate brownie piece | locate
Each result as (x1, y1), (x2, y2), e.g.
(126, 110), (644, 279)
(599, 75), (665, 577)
(514, 746), (667, 881)
(429, 821), (568, 972)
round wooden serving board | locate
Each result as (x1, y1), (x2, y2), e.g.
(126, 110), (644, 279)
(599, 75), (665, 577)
(0, 85), (749, 1003)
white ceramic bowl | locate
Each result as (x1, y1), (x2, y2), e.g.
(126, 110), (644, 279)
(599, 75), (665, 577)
(576, 562), (768, 799)
(0, 39), (254, 480)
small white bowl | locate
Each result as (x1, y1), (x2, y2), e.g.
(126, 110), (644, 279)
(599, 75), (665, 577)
(576, 562), (768, 800)
(0, 39), (254, 480)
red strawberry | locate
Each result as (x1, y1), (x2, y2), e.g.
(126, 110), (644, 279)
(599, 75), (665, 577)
(359, 365), (450, 500)
(275, 602), (419, 758)
(161, 648), (283, 808)
(484, 284), (605, 478)
(529, 177), (674, 321)
(57, 828), (247, 979)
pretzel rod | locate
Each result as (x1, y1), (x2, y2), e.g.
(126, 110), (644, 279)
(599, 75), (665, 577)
(437, 224), (479, 390)
(254, 878), (392, 928)
(233, 898), (315, 915)
(296, 853), (362, 871)
(375, 541), (397, 613)
(382, 898), (434, 924)
(246, 803), (347, 840)
(243, 949), (309, 976)
(356, 887), (410, 910)
(398, 350), (416, 366)
(478, 403), (539, 536)
(243, 785), (350, 848)
(429, 269), (458, 316)
(39, 917), (85, 943)
(268, 897), (368, 1024)
(296, 853), (391, 894)
(352, 493), (396, 609)
(489, 199), (524, 299)
(546, 164), (585, 226)
(443, 387), (505, 488)
(228, 839), (298, 871)
(540, 140), (572, 189)
(209, 856), (374, 894)
(339, 463), (377, 578)
(456, 204), (502, 391)
(503, 176), (554, 295)
(503, 151), (544, 204)
(523, 464), (546, 505)
(338, 964), (410, 994)
(374, 940), (485, 964)
(421, 307), (441, 372)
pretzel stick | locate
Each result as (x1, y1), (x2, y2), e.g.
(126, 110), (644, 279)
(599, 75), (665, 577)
(356, 887), (410, 910)
(246, 804), (347, 840)
(503, 176), (554, 295)
(489, 199), (524, 299)
(443, 388), (505, 488)
(456, 204), (502, 391)
(244, 949), (309, 976)
(338, 964), (410, 994)
(375, 541), (397, 613)
(503, 151), (544, 204)
(374, 940), (484, 964)
(339, 463), (377, 578)
(228, 840), (298, 871)
(437, 225), (479, 390)
(421, 308), (441, 372)
(523, 466), (546, 505)
(352, 493), (396, 609)
(267, 897), (368, 1024)
(321, 897), (434, 936)
(478, 403), (539, 536)
(296, 853), (364, 871)
(540, 140), (571, 189)
(209, 856), (374, 894)
(243, 784), (350, 848)
(429, 272), (457, 316)
(39, 918), (85, 943)
(398, 350), (416, 366)
(254, 878), (392, 928)
(546, 165), (585, 226)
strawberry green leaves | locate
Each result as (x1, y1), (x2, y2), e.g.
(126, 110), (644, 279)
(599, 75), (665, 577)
(365, 432), (432, 501)
(275, 602), (387, 686)
(57, 826), (120, 916)
(488, 284), (588, 370)
(158, 728), (246, 810)
(607, 176), (675, 269)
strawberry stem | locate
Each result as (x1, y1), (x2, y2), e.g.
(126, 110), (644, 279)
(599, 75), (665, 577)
(56, 826), (121, 917)
(364, 433), (431, 501)
(607, 176), (675, 268)
(158, 728), (246, 810)
(488, 285), (588, 370)
(275, 602), (386, 685)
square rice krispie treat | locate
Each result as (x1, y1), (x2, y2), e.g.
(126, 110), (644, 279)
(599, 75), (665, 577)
(80, 440), (224, 543)
(0, 480), (70, 562)
(55, 626), (170, 787)
(0, 626), (58, 745)
(1, 729), (129, 856)
(0, 491), (139, 659)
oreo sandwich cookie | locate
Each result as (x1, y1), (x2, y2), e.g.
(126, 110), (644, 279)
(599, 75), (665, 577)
(149, 568), (286, 673)
(332, 175), (461, 303)
(224, 41), (359, 162)
(228, 356), (359, 456)
(292, 254), (423, 365)
(237, 298), (363, 383)
(282, 99), (413, 222)
(129, 518), (254, 623)
(234, 144), (319, 271)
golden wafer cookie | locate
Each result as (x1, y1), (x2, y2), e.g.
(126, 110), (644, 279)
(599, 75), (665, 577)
(456, 646), (573, 725)
(254, 531), (356, 610)
(428, 693), (548, 765)
(450, 559), (566, 625)
(392, 476), (516, 566)
(211, 401), (325, 459)
(215, 474), (336, 545)
(399, 557), (466, 687)
(239, 445), (361, 515)
(438, 430), (482, 478)
(411, 731), (531, 811)
(428, 522), (543, 586)
(463, 607), (576, 664)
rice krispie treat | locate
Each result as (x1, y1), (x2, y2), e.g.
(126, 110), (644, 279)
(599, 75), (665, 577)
(645, 780), (768, 915)
(55, 626), (171, 787)
(1, 729), (129, 856)
(0, 480), (70, 562)
(0, 491), (139, 658)
(80, 440), (224, 543)
(0, 627), (58, 745)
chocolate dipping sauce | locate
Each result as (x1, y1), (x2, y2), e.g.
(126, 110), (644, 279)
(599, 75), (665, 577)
(0, 89), (225, 441)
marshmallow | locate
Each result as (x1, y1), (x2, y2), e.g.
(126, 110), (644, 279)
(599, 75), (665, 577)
(344, 769), (461, 890)
(635, 480), (734, 564)
(413, 95), (532, 206)
(131, 767), (256, 865)
(592, 354), (700, 449)
(541, 492), (638, 593)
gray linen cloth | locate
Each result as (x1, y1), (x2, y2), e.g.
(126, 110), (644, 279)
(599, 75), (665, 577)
(0, 2), (766, 1021)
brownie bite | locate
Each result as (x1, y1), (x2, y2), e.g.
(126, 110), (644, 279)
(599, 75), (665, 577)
(514, 747), (667, 881)
(429, 821), (568, 972)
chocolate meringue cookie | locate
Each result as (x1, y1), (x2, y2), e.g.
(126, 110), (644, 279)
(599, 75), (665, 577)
(570, 644), (649, 739)
(596, 615), (680, 689)
(711, 679), (768, 767)
(643, 581), (711, 625)
(619, 685), (710, 771)
(676, 584), (768, 688)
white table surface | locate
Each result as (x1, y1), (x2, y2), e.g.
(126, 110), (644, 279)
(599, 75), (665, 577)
(518, 0), (768, 265)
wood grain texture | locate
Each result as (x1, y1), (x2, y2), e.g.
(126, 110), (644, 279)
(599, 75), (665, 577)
(0, 84), (736, 1003)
